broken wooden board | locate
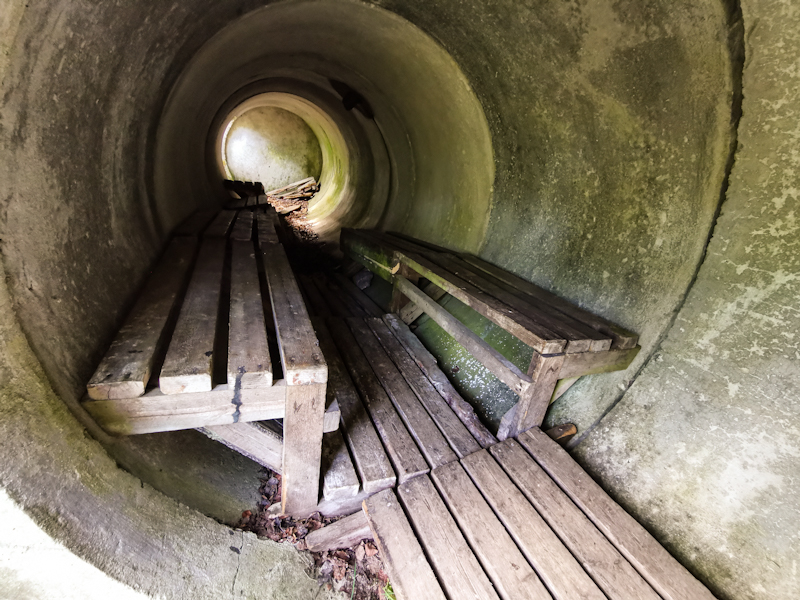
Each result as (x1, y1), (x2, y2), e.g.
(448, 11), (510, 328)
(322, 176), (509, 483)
(305, 510), (372, 553)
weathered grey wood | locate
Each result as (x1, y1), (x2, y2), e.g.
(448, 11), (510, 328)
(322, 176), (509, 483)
(256, 211), (280, 247)
(363, 489), (448, 600)
(348, 318), (457, 469)
(490, 439), (662, 600)
(389, 263), (418, 314)
(304, 510), (372, 553)
(395, 275), (532, 395)
(518, 428), (717, 600)
(159, 238), (226, 394)
(200, 421), (283, 472)
(313, 318), (396, 495)
(559, 345), (640, 379)
(296, 274), (331, 317)
(328, 318), (428, 484)
(321, 430), (360, 502)
(383, 314), (497, 448)
(173, 210), (219, 236)
(332, 272), (384, 317)
(500, 352), (565, 439)
(314, 274), (366, 317)
(431, 461), (551, 600)
(397, 475), (500, 600)
(262, 243), (327, 385)
(230, 209), (254, 241)
(552, 376), (580, 402)
(86, 238), (197, 400)
(281, 383), (327, 517)
(228, 241), (272, 389)
(323, 399), (341, 433)
(204, 210), (238, 238)
(82, 382), (286, 435)
(398, 280), (446, 324)
(462, 450), (606, 600)
(366, 318), (480, 459)
(461, 254), (639, 350)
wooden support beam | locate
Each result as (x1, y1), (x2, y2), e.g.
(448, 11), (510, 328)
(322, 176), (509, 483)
(559, 345), (640, 380)
(398, 280), (446, 324)
(199, 421), (283, 473)
(498, 352), (565, 440)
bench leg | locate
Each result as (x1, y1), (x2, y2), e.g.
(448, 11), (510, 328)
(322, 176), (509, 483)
(499, 353), (564, 440)
(281, 383), (326, 517)
(390, 266), (419, 313)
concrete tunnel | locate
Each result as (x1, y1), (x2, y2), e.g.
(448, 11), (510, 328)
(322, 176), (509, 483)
(0, 0), (798, 598)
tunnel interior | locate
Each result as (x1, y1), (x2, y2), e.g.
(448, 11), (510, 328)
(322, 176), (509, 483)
(2, 0), (799, 599)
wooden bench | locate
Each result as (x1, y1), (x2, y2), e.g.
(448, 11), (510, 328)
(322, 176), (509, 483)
(83, 206), (332, 516)
(340, 229), (641, 439)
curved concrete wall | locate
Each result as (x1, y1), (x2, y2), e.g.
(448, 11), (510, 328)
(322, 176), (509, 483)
(0, 1), (797, 599)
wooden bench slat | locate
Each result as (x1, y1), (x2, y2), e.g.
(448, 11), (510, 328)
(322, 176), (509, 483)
(332, 272), (384, 317)
(348, 318), (457, 470)
(383, 315), (497, 448)
(313, 318), (396, 495)
(297, 274), (332, 317)
(518, 428), (717, 600)
(321, 429), (360, 502)
(399, 280), (446, 324)
(159, 238), (226, 394)
(397, 475), (500, 600)
(204, 210), (238, 238)
(199, 421), (283, 473)
(318, 274), (371, 317)
(366, 318), (481, 459)
(559, 345), (640, 379)
(462, 449), (607, 600)
(256, 211), (280, 247)
(262, 243), (327, 385)
(86, 237), (197, 400)
(327, 318), (429, 484)
(230, 209), (253, 241)
(313, 274), (366, 317)
(363, 489), (448, 600)
(305, 510), (372, 553)
(228, 241), (272, 389)
(490, 439), (662, 600)
(173, 210), (219, 237)
(431, 461), (552, 600)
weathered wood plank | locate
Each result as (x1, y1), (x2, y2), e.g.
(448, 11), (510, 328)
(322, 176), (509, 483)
(518, 428), (717, 600)
(228, 241), (272, 389)
(314, 273), (366, 317)
(256, 211), (280, 247)
(559, 345), (640, 380)
(499, 352), (565, 439)
(305, 510), (372, 553)
(348, 318), (457, 469)
(363, 489), (448, 600)
(340, 228), (397, 283)
(397, 475), (500, 600)
(159, 238), (226, 394)
(297, 274), (331, 317)
(327, 318), (428, 484)
(204, 210), (238, 238)
(398, 280), (446, 324)
(383, 314), (497, 448)
(230, 209), (254, 241)
(262, 243), (327, 385)
(490, 439), (662, 600)
(199, 421), (283, 472)
(86, 237), (197, 400)
(332, 272), (384, 317)
(321, 429), (360, 502)
(313, 318), (396, 495)
(431, 461), (551, 600)
(173, 210), (219, 237)
(462, 450), (606, 600)
(395, 275), (532, 395)
(82, 382), (286, 435)
(366, 318), (480, 459)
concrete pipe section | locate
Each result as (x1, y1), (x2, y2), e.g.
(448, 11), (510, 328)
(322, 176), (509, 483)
(0, 0), (798, 598)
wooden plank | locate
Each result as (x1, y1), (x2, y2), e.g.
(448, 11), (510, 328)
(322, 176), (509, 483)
(296, 274), (331, 317)
(461, 254), (639, 350)
(462, 450), (606, 600)
(399, 281), (446, 324)
(281, 383), (326, 517)
(86, 238), (197, 400)
(82, 382), (286, 435)
(262, 243), (327, 385)
(313, 274), (366, 317)
(327, 318), (428, 484)
(395, 275), (532, 395)
(321, 430), (360, 502)
(159, 238), (226, 394)
(230, 209), (253, 241)
(431, 461), (551, 600)
(518, 428), (717, 600)
(256, 211), (280, 247)
(332, 272), (384, 317)
(499, 352), (565, 439)
(383, 314), (496, 448)
(228, 241), (272, 389)
(305, 510), (372, 553)
(173, 210), (218, 236)
(348, 318), (457, 469)
(490, 439), (662, 600)
(559, 345), (640, 380)
(340, 229), (398, 283)
(200, 421), (283, 472)
(366, 318), (480, 459)
(363, 489), (448, 600)
(397, 475), (500, 600)
(323, 399), (341, 433)
(203, 210), (238, 238)
(313, 318), (396, 495)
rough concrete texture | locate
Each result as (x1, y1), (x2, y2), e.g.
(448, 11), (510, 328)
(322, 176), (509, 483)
(224, 106), (322, 189)
(574, 1), (799, 598)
